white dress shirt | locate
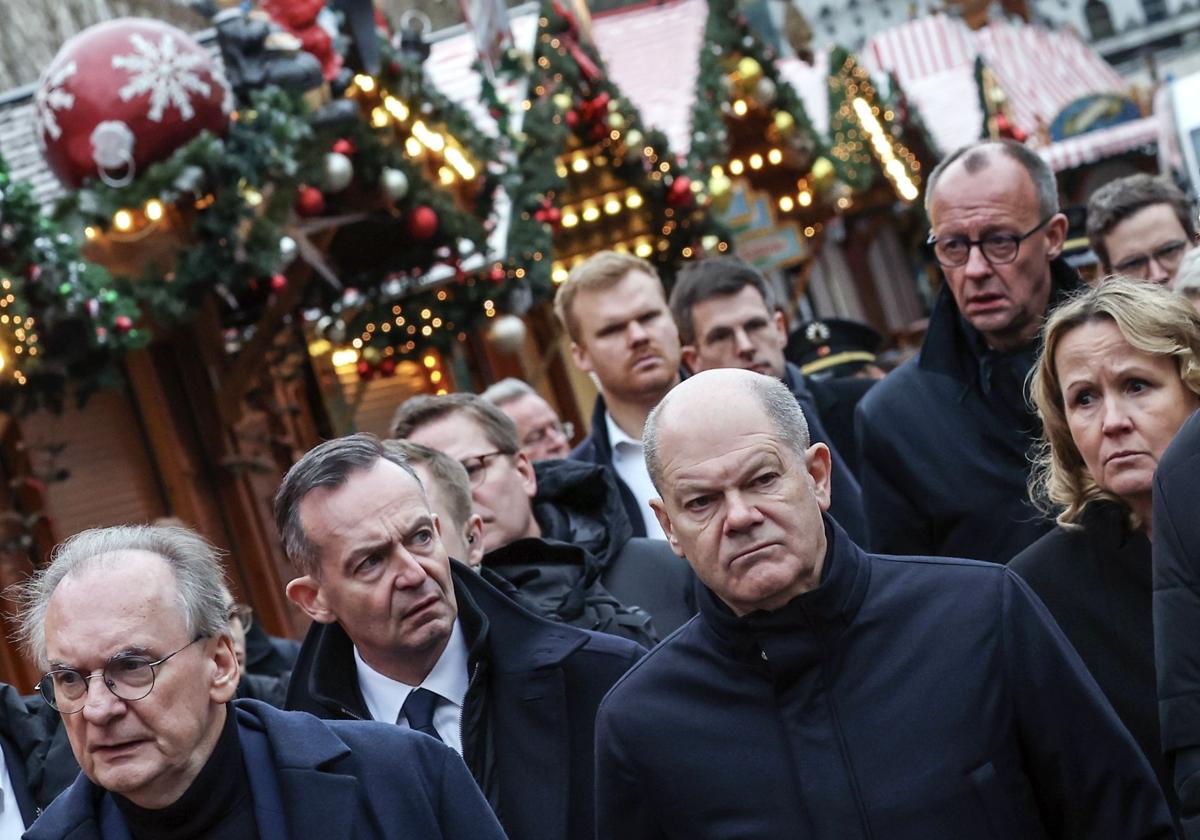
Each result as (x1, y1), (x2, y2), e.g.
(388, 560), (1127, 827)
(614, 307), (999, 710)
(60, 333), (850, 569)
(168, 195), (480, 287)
(353, 620), (470, 756)
(604, 411), (667, 541)
(0, 747), (26, 838)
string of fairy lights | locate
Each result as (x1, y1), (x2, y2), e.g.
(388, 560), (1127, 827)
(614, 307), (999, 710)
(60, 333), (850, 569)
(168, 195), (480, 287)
(0, 277), (38, 387)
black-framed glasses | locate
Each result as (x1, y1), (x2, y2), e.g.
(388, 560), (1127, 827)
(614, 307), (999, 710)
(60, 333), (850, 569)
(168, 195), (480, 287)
(38, 636), (205, 714)
(230, 604), (253, 632)
(927, 215), (1054, 267)
(458, 450), (514, 488)
(522, 421), (574, 450)
(1112, 240), (1191, 279)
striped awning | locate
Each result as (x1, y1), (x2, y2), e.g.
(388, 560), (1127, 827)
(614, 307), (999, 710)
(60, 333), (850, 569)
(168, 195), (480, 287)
(1037, 115), (1159, 171)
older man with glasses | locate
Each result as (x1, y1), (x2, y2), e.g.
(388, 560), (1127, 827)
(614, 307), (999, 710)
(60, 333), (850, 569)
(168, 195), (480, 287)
(18, 524), (505, 840)
(480, 378), (575, 462)
(856, 139), (1080, 564)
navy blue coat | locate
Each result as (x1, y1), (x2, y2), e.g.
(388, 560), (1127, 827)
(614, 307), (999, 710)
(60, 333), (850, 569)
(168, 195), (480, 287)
(287, 562), (642, 840)
(596, 519), (1174, 839)
(24, 699), (505, 839)
(1153, 408), (1200, 837)
(855, 259), (1080, 563)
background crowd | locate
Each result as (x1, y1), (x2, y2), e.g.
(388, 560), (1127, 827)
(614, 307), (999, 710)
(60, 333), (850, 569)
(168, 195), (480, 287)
(1, 136), (1200, 838)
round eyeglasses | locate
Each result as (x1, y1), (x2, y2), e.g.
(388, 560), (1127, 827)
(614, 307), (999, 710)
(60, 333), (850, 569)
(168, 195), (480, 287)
(38, 636), (204, 714)
(522, 421), (574, 450)
(458, 450), (515, 488)
(927, 215), (1054, 268)
(1112, 240), (1191, 280)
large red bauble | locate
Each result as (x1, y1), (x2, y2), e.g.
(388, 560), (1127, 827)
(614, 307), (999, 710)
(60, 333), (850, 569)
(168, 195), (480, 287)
(34, 18), (231, 189)
(407, 206), (440, 241)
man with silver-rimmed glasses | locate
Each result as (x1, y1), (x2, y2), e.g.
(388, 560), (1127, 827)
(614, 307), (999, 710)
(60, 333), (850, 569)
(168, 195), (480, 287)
(17, 524), (505, 839)
(856, 139), (1080, 564)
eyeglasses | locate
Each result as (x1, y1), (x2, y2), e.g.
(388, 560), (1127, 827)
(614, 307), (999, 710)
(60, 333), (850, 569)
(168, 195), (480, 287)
(230, 604), (253, 632)
(522, 421), (574, 450)
(38, 636), (204, 714)
(927, 215), (1054, 267)
(1112, 240), (1191, 279)
(458, 451), (514, 488)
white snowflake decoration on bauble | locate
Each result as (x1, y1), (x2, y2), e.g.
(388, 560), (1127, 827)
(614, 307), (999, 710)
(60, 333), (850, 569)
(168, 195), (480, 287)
(34, 60), (77, 145)
(112, 33), (211, 122)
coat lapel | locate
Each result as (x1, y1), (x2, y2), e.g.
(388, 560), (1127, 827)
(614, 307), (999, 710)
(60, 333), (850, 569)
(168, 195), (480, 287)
(493, 669), (570, 840)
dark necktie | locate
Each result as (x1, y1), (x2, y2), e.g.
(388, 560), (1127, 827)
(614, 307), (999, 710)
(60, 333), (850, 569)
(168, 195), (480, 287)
(400, 687), (443, 742)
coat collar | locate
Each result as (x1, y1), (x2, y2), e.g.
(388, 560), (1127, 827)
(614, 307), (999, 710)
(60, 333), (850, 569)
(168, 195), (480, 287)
(699, 517), (872, 670)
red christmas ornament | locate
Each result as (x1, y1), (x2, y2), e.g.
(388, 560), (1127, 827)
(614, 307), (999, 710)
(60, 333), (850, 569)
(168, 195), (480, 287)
(34, 18), (232, 189)
(666, 176), (693, 207)
(296, 185), (326, 217)
(565, 110), (579, 130)
(379, 357), (397, 377)
(995, 113), (1028, 143)
(114, 315), (134, 334)
(489, 266), (506, 283)
(356, 359), (374, 379)
(270, 273), (288, 291)
(332, 138), (356, 156)
(406, 205), (439, 241)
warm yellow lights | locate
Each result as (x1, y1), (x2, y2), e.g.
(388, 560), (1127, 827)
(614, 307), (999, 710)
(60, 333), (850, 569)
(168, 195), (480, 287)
(798, 190), (813, 207)
(371, 107), (389, 128)
(552, 264), (569, 284)
(732, 99), (748, 117)
(113, 210), (134, 232)
(405, 137), (423, 157)
(438, 167), (455, 185)
(635, 240), (653, 258)
(331, 348), (360, 367)
(561, 210), (579, 228)
(581, 203), (600, 223)
(411, 121), (446, 152)
(430, 370), (443, 383)
(354, 74), (375, 93)
(443, 146), (476, 179)
(778, 195), (794, 212)
(729, 159), (745, 176)
(144, 199), (164, 222)
(767, 149), (783, 165)
(749, 154), (763, 170)
(850, 96), (920, 202)
(604, 196), (622, 215)
(84, 226), (98, 240)
(384, 96), (408, 121)
(308, 339), (332, 357)
(625, 190), (644, 210)
(571, 156), (589, 173)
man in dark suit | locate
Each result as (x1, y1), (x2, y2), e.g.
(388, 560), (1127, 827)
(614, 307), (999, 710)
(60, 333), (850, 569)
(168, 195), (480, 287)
(391, 394), (695, 637)
(276, 433), (644, 840)
(1153, 409), (1200, 836)
(0, 684), (76, 832)
(15, 524), (500, 839)
(667, 256), (868, 542)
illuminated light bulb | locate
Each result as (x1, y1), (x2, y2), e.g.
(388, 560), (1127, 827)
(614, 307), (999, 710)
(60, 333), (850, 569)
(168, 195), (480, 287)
(405, 137), (423, 157)
(778, 195), (794, 212)
(384, 96), (409, 121)
(354, 74), (375, 93)
(84, 226), (98, 240)
(438, 167), (456, 185)
(561, 211), (579, 228)
(555, 164), (569, 178)
(732, 99), (748, 117)
(729, 159), (745, 176)
(682, 246), (693, 258)
(436, 388), (448, 395)
(749, 154), (763, 170)
(552, 265), (569, 284)
(798, 190), (813, 207)
(604, 196), (622, 215)
(420, 309), (433, 320)
(431, 318), (443, 328)
(581, 203), (600, 223)
(144, 199), (164, 221)
(331, 348), (360, 366)
(625, 191), (643, 209)
(113, 210), (134, 232)
(711, 164), (724, 178)
(411, 121), (445, 152)
(444, 147), (476, 179)
(635, 240), (653, 258)
(430, 370), (443, 383)
(767, 149), (782, 165)
(371, 107), (389, 128)
(804, 226), (816, 237)
(422, 326), (433, 336)
(571, 156), (589, 173)
(352, 338), (363, 349)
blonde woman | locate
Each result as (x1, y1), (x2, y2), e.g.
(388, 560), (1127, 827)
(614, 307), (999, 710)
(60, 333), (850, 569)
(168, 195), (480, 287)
(1011, 277), (1200, 825)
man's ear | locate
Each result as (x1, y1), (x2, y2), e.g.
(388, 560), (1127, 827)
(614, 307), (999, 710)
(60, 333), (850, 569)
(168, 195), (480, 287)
(771, 309), (788, 340)
(514, 452), (538, 498)
(208, 633), (240, 704)
(805, 443), (833, 512)
(649, 498), (686, 558)
(680, 344), (700, 375)
(285, 575), (337, 625)
(1044, 212), (1070, 260)
(570, 340), (593, 375)
(464, 514), (485, 568)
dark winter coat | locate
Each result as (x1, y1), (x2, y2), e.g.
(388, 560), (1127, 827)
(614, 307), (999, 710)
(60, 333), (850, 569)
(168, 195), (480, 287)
(24, 699), (504, 840)
(854, 259), (1081, 563)
(0, 684), (77, 828)
(1010, 501), (1177, 827)
(1153, 409), (1200, 838)
(531, 458), (697, 635)
(595, 517), (1174, 840)
(285, 561), (643, 840)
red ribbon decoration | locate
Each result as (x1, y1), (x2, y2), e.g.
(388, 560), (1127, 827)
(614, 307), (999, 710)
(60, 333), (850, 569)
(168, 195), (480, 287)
(551, 0), (601, 83)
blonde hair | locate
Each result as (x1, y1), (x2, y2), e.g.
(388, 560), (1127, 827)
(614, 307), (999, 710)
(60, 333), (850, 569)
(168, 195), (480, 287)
(1029, 276), (1200, 527)
(553, 251), (660, 343)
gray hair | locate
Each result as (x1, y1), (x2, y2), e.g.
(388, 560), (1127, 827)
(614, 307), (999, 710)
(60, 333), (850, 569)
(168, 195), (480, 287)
(15, 525), (234, 668)
(643, 374), (810, 493)
(925, 139), (1058, 219)
(274, 433), (420, 576)
(480, 377), (538, 408)
(1176, 248), (1200, 300)
(384, 439), (473, 531)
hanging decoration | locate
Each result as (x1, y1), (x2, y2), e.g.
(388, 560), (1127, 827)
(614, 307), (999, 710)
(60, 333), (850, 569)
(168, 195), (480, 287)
(826, 47), (921, 203)
(34, 18), (233, 190)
